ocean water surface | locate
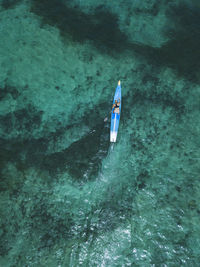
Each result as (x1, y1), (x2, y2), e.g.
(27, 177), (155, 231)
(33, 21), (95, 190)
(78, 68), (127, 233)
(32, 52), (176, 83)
(0, 0), (200, 266)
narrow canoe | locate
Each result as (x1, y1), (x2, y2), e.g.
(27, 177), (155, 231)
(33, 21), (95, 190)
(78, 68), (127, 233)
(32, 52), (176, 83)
(110, 81), (121, 142)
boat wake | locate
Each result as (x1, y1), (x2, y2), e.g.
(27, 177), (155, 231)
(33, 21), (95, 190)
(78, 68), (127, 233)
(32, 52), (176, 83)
(109, 143), (115, 153)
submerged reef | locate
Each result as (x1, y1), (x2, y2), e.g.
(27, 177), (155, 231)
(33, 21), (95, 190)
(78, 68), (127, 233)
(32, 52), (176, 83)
(30, 0), (200, 82)
(0, 0), (200, 266)
(1, 0), (21, 9)
(30, 0), (128, 54)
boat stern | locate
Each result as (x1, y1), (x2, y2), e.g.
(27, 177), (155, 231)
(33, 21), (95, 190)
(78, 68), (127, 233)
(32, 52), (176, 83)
(110, 131), (117, 142)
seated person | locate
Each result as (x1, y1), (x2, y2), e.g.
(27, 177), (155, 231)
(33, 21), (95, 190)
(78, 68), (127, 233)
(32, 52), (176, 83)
(112, 99), (120, 114)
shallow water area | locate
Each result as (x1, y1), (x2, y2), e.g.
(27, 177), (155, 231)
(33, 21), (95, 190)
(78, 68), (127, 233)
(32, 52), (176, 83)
(0, 0), (200, 266)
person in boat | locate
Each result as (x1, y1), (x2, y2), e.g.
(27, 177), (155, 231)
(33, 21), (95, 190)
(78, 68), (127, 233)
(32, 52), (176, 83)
(112, 99), (120, 114)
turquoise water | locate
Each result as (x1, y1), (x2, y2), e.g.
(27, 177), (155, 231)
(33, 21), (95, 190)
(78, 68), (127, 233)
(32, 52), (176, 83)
(0, 0), (200, 266)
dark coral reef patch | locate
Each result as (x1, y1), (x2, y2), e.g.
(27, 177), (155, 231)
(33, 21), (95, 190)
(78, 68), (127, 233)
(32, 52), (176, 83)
(1, 0), (21, 9)
(30, 0), (128, 54)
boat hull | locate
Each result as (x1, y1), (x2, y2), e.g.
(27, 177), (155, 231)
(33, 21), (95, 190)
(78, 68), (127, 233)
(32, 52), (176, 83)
(110, 82), (121, 142)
